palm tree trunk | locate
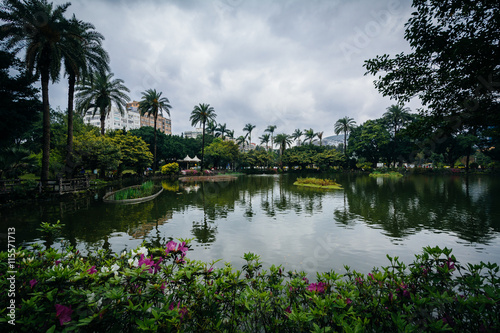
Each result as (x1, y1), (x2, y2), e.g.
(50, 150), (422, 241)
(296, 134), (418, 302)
(344, 131), (347, 154)
(100, 108), (106, 135)
(153, 114), (157, 175)
(65, 74), (76, 178)
(201, 121), (206, 171)
(41, 68), (51, 186)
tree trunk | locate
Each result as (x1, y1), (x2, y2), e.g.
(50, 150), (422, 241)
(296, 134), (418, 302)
(41, 68), (51, 186)
(65, 74), (76, 178)
(100, 108), (106, 135)
(153, 113), (157, 175)
(201, 121), (206, 171)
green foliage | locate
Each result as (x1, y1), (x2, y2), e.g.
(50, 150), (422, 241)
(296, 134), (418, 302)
(241, 148), (274, 169)
(114, 181), (155, 200)
(161, 162), (180, 175)
(282, 145), (344, 170)
(109, 131), (153, 174)
(348, 120), (390, 166)
(364, 0), (500, 162)
(0, 50), (41, 149)
(73, 130), (121, 172)
(2, 238), (498, 332)
(369, 171), (403, 178)
(294, 177), (342, 189)
(204, 138), (239, 168)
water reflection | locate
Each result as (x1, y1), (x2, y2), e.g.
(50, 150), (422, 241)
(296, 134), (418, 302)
(1, 174), (499, 274)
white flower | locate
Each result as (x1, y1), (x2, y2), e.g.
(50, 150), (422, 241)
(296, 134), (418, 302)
(135, 247), (148, 256)
(121, 251), (127, 258)
(110, 263), (120, 275)
(128, 258), (139, 267)
(101, 266), (109, 273)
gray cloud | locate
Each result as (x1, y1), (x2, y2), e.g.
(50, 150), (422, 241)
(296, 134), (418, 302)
(47, 0), (418, 137)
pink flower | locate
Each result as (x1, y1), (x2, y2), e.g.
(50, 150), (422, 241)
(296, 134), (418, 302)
(138, 254), (156, 273)
(87, 266), (97, 274)
(285, 306), (292, 314)
(346, 298), (352, 304)
(178, 242), (189, 256)
(29, 279), (38, 288)
(55, 304), (73, 326)
(165, 241), (177, 254)
(307, 282), (327, 294)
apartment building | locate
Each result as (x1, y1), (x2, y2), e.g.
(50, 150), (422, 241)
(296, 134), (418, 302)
(83, 105), (141, 131)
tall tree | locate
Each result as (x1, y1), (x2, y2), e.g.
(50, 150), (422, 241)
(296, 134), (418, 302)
(206, 120), (217, 136)
(216, 123), (228, 140)
(259, 133), (270, 150)
(190, 103), (216, 170)
(275, 133), (292, 167)
(317, 131), (324, 146)
(138, 89), (172, 174)
(382, 105), (412, 136)
(243, 123), (256, 146)
(292, 128), (303, 146)
(364, 0), (500, 161)
(0, 50), (41, 149)
(63, 15), (109, 177)
(75, 72), (130, 135)
(334, 117), (356, 154)
(303, 128), (316, 145)
(265, 125), (277, 152)
(1, 0), (71, 184)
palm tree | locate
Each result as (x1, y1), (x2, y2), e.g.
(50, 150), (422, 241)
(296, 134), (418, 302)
(317, 131), (324, 146)
(243, 123), (256, 146)
(75, 72), (130, 135)
(206, 120), (217, 136)
(292, 128), (303, 146)
(1, 0), (71, 184)
(303, 128), (316, 145)
(226, 130), (235, 140)
(383, 104), (412, 135)
(265, 125), (277, 152)
(190, 103), (216, 170)
(236, 135), (247, 148)
(63, 15), (109, 177)
(334, 117), (356, 154)
(138, 89), (172, 174)
(275, 133), (292, 167)
(259, 133), (270, 149)
(216, 123), (228, 140)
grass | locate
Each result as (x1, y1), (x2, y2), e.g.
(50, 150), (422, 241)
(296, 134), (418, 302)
(293, 177), (342, 189)
(114, 181), (156, 200)
(369, 171), (403, 178)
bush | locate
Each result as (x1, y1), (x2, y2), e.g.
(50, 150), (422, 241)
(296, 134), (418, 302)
(160, 162), (179, 175)
(1, 230), (499, 332)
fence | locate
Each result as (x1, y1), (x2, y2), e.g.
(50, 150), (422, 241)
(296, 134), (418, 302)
(0, 176), (91, 195)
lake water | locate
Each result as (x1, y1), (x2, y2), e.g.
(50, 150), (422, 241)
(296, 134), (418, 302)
(2, 173), (499, 276)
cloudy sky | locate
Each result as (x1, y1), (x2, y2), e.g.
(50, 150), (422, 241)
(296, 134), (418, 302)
(48, 0), (421, 137)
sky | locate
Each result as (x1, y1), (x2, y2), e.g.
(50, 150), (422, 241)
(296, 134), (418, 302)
(47, 0), (422, 138)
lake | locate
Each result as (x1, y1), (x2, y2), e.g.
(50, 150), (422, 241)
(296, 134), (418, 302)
(1, 173), (499, 276)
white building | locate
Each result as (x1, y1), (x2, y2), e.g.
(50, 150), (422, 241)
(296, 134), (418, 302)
(184, 129), (203, 139)
(83, 105), (141, 131)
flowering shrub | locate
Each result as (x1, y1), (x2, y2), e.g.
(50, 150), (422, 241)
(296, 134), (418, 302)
(181, 169), (198, 176)
(0, 238), (499, 331)
(160, 162), (179, 175)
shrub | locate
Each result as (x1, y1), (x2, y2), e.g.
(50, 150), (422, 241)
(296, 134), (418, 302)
(161, 162), (179, 175)
(1, 227), (498, 332)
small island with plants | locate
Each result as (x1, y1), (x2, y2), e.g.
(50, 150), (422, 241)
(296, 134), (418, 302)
(369, 170), (404, 178)
(103, 181), (163, 204)
(293, 177), (342, 190)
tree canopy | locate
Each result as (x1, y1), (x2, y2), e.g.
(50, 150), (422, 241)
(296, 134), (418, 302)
(364, 0), (500, 160)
